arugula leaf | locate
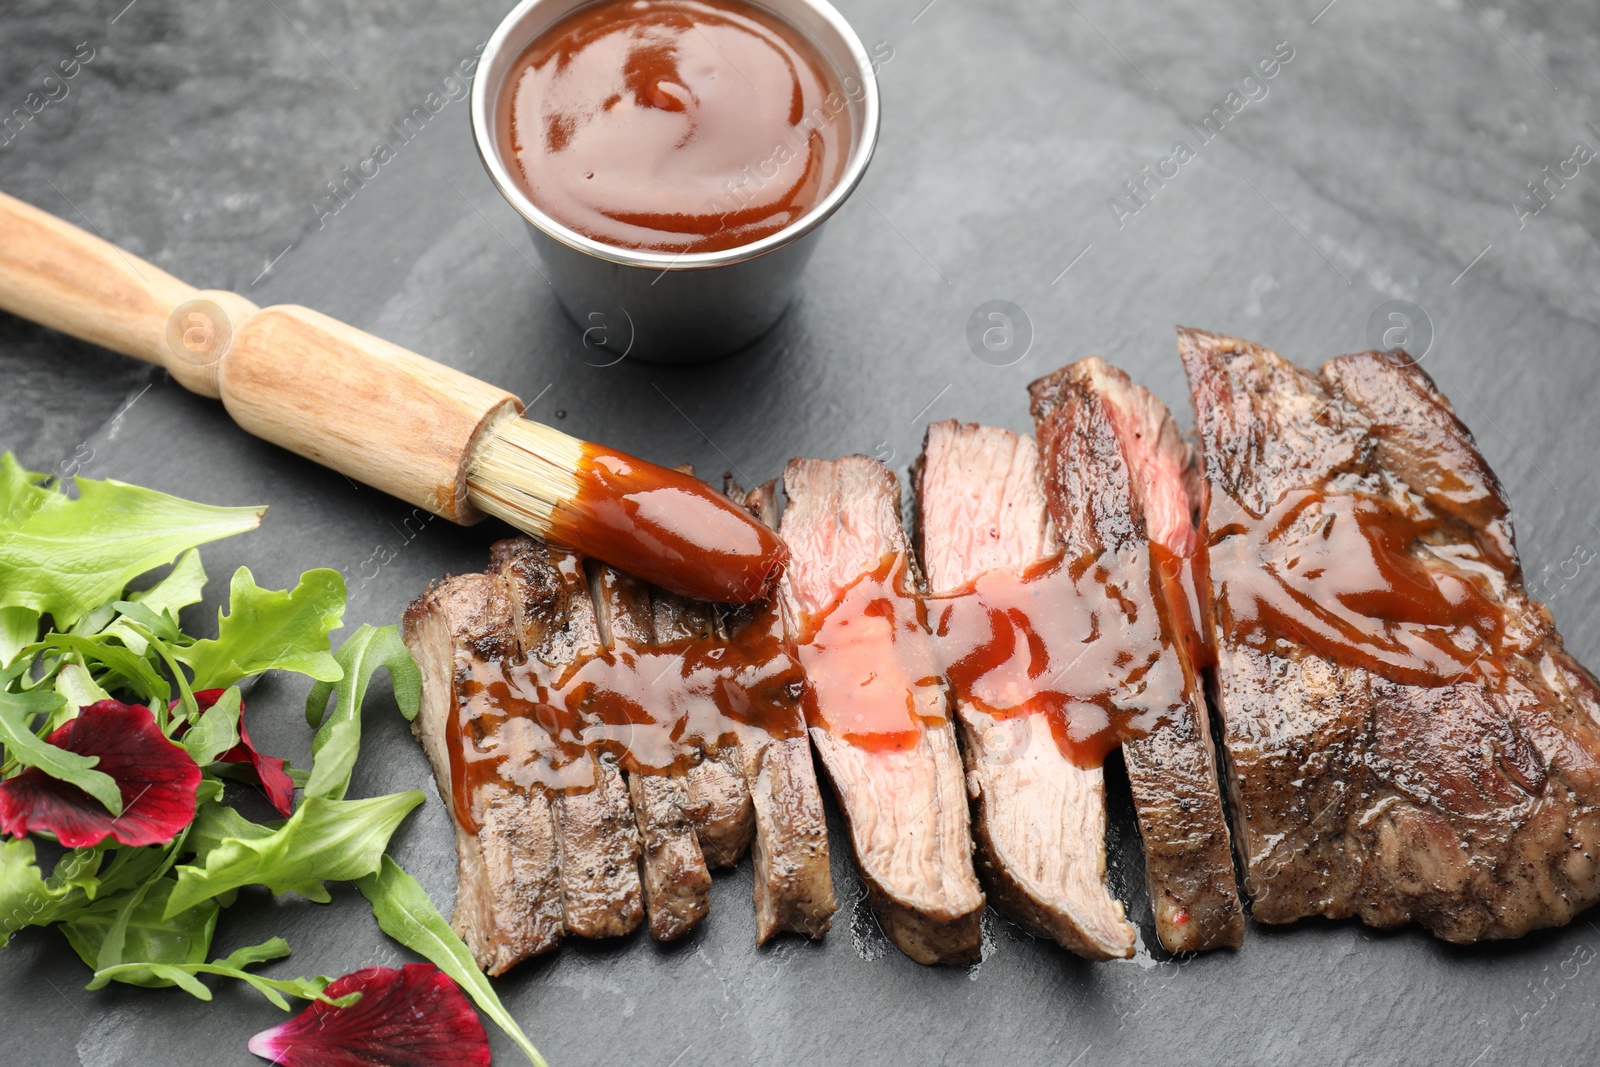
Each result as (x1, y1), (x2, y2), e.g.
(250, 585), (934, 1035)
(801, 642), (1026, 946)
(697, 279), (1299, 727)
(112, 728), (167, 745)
(182, 797), (274, 862)
(0, 688), (122, 815)
(0, 454), (264, 628)
(165, 790), (423, 917)
(180, 687), (242, 765)
(61, 877), (220, 987)
(87, 937), (355, 1010)
(177, 567), (346, 689)
(358, 856), (547, 1066)
(303, 625), (421, 800)
(0, 606), (38, 669)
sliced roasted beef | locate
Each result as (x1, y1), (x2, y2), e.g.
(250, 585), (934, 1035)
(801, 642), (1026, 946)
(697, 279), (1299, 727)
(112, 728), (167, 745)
(1030, 359), (1243, 952)
(591, 564), (712, 941)
(725, 479), (838, 942)
(780, 456), (984, 964)
(1179, 327), (1600, 941)
(914, 420), (1137, 960)
(650, 592), (758, 867)
(497, 539), (645, 940)
(402, 572), (565, 975)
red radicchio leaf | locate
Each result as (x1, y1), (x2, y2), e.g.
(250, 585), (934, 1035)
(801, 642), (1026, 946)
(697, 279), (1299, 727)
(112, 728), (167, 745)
(248, 963), (491, 1067)
(182, 689), (295, 817)
(0, 699), (201, 848)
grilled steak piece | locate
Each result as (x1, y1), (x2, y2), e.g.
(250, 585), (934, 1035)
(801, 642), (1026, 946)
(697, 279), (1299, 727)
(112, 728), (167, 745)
(914, 420), (1137, 959)
(591, 564), (712, 941)
(1030, 359), (1244, 952)
(402, 571), (565, 975)
(724, 479), (838, 942)
(780, 456), (984, 964)
(651, 592), (758, 867)
(498, 539), (644, 940)
(1180, 327), (1600, 941)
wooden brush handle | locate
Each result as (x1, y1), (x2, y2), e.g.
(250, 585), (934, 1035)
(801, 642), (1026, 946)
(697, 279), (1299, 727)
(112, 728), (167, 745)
(0, 189), (520, 523)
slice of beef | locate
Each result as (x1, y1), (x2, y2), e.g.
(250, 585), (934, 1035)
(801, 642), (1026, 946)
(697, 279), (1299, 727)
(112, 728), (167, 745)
(497, 539), (644, 940)
(651, 592), (758, 867)
(1031, 358), (1244, 952)
(590, 563), (713, 941)
(780, 456), (984, 964)
(1179, 327), (1600, 941)
(914, 420), (1138, 960)
(402, 571), (566, 975)
(724, 478), (838, 942)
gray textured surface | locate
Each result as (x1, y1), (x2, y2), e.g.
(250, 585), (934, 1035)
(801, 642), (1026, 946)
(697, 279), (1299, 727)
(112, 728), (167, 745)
(4, 1), (1600, 1064)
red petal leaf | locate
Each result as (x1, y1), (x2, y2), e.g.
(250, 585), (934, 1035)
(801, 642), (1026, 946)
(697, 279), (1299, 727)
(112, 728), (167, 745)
(183, 689), (295, 817)
(0, 700), (200, 848)
(248, 964), (491, 1067)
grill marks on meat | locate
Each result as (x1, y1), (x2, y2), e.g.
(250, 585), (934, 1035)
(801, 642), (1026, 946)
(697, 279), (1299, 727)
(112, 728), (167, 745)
(915, 421), (1137, 960)
(401, 572), (565, 975)
(651, 593), (758, 868)
(591, 564), (712, 941)
(498, 541), (645, 940)
(1180, 327), (1600, 941)
(728, 479), (838, 941)
(1030, 358), (1243, 952)
(780, 456), (984, 964)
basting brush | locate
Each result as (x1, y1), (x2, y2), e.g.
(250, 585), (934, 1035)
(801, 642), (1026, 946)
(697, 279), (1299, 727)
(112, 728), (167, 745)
(0, 190), (785, 604)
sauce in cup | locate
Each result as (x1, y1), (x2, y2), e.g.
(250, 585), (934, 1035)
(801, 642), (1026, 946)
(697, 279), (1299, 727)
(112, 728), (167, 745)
(499, 0), (854, 253)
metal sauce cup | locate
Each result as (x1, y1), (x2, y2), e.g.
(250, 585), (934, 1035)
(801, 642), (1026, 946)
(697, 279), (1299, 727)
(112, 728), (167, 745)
(471, 0), (880, 364)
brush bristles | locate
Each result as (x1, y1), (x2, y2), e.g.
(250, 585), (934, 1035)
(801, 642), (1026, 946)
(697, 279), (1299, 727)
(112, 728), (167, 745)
(467, 415), (584, 537)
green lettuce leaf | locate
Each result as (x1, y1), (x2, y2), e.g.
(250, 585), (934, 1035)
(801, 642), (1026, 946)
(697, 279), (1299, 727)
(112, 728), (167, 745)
(358, 856), (547, 1067)
(303, 625), (421, 800)
(62, 877), (220, 987)
(0, 454), (264, 628)
(0, 838), (104, 948)
(0, 606), (38, 669)
(177, 567), (346, 689)
(165, 790), (424, 917)
(0, 688), (122, 814)
(180, 686), (242, 765)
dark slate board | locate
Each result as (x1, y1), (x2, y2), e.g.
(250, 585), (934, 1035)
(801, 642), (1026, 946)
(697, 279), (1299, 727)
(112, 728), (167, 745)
(4, 1), (1600, 1064)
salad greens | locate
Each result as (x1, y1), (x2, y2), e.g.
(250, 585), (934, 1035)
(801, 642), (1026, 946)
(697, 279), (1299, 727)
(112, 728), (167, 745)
(0, 455), (541, 1063)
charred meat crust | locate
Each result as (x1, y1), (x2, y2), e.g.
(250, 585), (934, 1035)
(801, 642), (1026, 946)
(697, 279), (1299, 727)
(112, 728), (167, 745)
(780, 455), (984, 965)
(498, 539), (645, 940)
(915, 420), (1137, 960)
(592, 563), (712, 942)
(1179, 326), (1600, 942)
(400, 571), (564, 975)
(728, 478), (839, 943)
(1029, 359), (1244, 953)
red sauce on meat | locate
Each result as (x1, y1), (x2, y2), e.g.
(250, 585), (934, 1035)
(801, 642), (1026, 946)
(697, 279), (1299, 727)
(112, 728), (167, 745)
(500, 0), (853, 253)
(794, 554), (947, 753)
(1205, 487), (1508, 687)
(547, 442), (789, 605)
(448, 590), (805, 829)
(793, 549), (1190, 766)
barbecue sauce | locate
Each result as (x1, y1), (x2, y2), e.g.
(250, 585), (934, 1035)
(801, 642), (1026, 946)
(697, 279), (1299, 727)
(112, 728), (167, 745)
(790, 548), (1189, 767)
(448, 595), (805, 827)
(927, 548), (1187, 768)
(794, 554), (948, 753)
(1205, 487), (1509, 687)
(500, 0), (854, 253)
(548, 442), (790, 605)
